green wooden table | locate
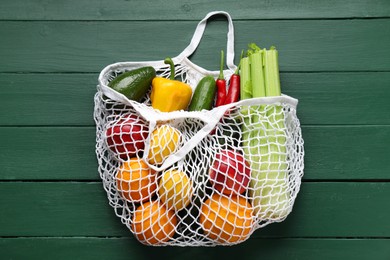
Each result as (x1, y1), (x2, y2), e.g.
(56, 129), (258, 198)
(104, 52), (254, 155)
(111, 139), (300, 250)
(1, 1), (389, 259)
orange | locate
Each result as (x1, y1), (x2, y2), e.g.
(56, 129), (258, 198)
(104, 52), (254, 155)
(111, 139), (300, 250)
(116, 158), (157, 203)
(132, 200), (177, 245)
(200, 193), (253, 243)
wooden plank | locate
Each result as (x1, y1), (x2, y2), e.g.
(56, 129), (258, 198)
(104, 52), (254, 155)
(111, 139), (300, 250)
(0, 126), (389, 181)
(0, 182), (389, 237)
(0, 73), (97, 126)
(1, 0), (389, 20)
(283, 72), (390, 125)
(0, 182), (128, 237)
(302, 126), (390, 180)
(0, 20), (389, 73)
(1, 238), (389, 260)
(1, 72), (389, 126)
(0, 127), (98, 181)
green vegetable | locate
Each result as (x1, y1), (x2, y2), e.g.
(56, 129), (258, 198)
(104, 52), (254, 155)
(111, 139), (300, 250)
(189, 76), (217, 111)
(240, 57), (252, 100)
(108, 66), (156, 101)
(240, 44), (289, 220)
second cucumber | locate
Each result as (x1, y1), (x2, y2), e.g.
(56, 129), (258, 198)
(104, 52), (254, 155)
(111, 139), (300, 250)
(188, 76), (217, 111)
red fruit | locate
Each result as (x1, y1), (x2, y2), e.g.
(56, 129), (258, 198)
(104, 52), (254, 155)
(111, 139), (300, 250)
(106, 114), (148, 159)
(209, 149), (251, 195)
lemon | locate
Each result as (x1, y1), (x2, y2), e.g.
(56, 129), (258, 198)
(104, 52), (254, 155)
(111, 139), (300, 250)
(147, 125), (181, 165)
(158, 169), (193, 211)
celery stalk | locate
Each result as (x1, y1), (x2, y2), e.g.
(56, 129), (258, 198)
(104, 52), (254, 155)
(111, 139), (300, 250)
(240, 56), (252, 158)
(264, 47), (281, 97)
(246, 48), (267, 175)
(249, 51), (265, 98)
(240, 57), (252, 100)
(261, 48), (289, 220)
(242, 44), (290, 220)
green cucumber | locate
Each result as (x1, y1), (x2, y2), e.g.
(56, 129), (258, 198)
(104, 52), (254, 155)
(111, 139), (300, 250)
(188, 76), (216, 111)
(108, 66), (156, 101)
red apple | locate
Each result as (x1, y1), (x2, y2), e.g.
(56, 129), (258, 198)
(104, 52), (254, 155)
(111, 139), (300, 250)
(105, 114), (148, 159)
(209, 149), (251, 195)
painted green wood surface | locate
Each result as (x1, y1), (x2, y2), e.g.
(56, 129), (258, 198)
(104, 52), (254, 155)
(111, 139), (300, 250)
(0, 126), (389, 181)
(1, 238), (389, 260)
(0, 182), (389, 237)
(1, 0), (389, 257)
(1, 0), (389, 20)
(1, 20), (389, 73)
(1, 72), (390, 126)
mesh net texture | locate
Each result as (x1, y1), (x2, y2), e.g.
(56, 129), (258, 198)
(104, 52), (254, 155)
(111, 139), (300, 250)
(94, 60), (304, 247)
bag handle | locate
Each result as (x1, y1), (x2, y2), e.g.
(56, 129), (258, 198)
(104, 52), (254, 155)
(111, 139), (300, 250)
(178, 11), (236, 71)
(141, 95), (298, 172)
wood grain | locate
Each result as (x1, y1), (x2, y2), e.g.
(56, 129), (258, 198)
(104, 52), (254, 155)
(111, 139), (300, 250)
(1, 238), (389, 260)
(302, 126), (390, 180)
(1, 0), (389, 255)
(1, 0), (389, 20)
(0, 127), (97, 180)
(1, 72), (389, 126)
(0, 126), (388, 181)
(0, 182), (389, 237)
(0, 20), (389, 72)
(0, 73), (97, 126)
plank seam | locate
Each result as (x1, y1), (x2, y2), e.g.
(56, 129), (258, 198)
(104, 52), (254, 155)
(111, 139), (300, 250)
(1, 124), (390, 128)
(1, 180), (389, 183)
(0, 236), (389, 239)
(1, 70), (390, 74)
(0, 17), (389, 22)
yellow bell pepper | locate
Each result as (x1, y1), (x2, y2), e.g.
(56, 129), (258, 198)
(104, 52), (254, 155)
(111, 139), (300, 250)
(150, 58), (192, 112)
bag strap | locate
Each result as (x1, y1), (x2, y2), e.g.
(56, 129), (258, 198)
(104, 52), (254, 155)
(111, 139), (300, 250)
(177, 11), (236, 71)
(141, 95), (298, 172)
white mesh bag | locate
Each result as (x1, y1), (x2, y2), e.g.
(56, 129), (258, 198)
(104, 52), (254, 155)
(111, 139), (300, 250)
(94, 11), (304, 247)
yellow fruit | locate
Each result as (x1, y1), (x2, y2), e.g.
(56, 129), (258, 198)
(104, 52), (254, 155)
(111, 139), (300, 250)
(147, 125), (181, 165)
(132, 201), (177, 245)
(200, 194), (253, 243)
(158, 169), (193, 211)
(116, 158), (157, 203)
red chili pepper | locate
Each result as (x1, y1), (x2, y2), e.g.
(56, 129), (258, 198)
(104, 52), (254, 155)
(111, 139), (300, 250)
(224, 58), (241, 105)
(215, 50), (226, 107)
(224, 69), (240, 104)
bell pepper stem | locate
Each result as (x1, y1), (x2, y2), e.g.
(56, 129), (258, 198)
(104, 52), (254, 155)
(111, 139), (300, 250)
(164, 57), (175, 80)
(218, 50), (224, 80)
